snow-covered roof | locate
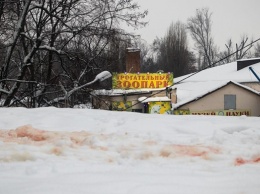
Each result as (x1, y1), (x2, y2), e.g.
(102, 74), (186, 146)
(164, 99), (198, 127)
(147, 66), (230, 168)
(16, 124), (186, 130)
(174, 61), (260, 84)
(92, 88), (165, 96)
(138, 96), (171, 103)
(126, 47), (140, 52)
(173, 60), (260, 108)
(174, 81), (260, 109)
(237, 57), (260, 62)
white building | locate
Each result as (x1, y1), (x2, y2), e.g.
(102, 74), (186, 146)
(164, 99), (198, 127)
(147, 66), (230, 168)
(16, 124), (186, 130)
(173, 58), (260, 116)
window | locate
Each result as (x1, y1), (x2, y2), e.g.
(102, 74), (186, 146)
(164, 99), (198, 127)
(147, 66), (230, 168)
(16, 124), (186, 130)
(224, 95), (236, 110)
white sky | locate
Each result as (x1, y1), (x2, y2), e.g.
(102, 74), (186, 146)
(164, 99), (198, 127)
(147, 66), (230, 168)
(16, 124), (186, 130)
(134, 0), (260, 50)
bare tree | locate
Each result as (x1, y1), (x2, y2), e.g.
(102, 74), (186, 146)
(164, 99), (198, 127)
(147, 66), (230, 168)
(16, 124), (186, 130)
(0, 0), (147, 107)
(217, 39), (234, 65)
(187, 8), (217, 68)
(218, 35), (253, 65)
(254, 43), (260, 57)
(154, 21), (196, 77)
(235, 35), (253, 59)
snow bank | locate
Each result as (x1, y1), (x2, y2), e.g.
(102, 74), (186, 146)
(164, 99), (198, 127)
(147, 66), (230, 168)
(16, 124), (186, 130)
(0, 108), (260, 194)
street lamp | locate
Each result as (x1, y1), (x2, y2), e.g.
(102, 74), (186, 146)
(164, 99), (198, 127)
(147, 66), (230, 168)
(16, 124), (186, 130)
(59, 71), (112, 105)
(94, 71), (112, 82)
(46, 71), (112, 107)
(68, 71), (112, 93)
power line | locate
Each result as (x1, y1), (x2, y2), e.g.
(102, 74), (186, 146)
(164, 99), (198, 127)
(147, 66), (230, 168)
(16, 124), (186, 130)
(174, 37), (260, 85)
(105, 37), (260, 111)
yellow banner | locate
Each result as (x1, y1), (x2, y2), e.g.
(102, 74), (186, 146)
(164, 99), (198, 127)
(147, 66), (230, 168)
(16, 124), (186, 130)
(174, 110), (190, 115)
(112, 101), (132, 111)
(174, 110), (251, 116)
(112, 73), (174, 89)
(190, 110), (251, 116)
(149, 101), (172, 114)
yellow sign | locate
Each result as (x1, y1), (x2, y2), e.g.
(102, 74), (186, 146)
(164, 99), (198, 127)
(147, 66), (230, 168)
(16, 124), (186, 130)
(191, 111), (218, 116)
(190, 110), (251, 116)
(112, 101), (132, 111)
(174, 110), (190, 115)
(149, 101), (172, 114)
(174, 110), (251, 116)
(224, 110), (250, 116)
(112, 73), (173, 89)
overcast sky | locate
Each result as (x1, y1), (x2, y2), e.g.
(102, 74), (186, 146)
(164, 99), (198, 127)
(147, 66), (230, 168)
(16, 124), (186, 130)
(133, 0), (260, 50)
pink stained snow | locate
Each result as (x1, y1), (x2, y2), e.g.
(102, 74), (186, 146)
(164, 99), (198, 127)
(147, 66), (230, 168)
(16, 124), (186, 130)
(0, 107), (260, 194)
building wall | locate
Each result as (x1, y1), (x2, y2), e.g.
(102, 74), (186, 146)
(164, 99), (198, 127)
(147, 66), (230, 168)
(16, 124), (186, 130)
(92, 95), (111, 110)
(150, 88), (177, 103)
(111, 94), (146, 111)
(92, 93), (151, 111)
(177, 83), (260, 116)
(92, 88), (176, 112)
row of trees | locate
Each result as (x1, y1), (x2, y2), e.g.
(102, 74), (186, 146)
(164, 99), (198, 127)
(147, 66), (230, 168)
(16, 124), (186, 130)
(141, 8), (260, 75)
(0, 3), (259, 108)
(0, 0), (147, 107)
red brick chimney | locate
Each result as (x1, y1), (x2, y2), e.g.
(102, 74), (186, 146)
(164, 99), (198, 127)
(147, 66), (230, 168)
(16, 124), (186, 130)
(126, 48), (140, 73)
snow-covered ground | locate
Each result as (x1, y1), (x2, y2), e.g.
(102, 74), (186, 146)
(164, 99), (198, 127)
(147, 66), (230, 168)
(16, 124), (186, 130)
(0, 107), (260, 194)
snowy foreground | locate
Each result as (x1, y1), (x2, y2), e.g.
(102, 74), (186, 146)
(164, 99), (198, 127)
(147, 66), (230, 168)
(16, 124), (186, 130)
(0, 108), (260, 194)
